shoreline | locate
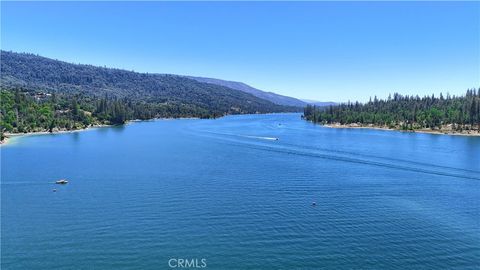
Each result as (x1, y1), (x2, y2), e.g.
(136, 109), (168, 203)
(0, 124), (110, 146)
(0, 117), (203, 146)
(4, 116), (478, 146)
(323, 123), (480, 137)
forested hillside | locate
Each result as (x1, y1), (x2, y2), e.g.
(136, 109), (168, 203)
(0, 51), (296, 112)
(0, 51), (296, 137)
(304, 90), (480, 133)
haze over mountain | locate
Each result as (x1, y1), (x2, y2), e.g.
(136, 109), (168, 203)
(301, 99), (337, 107)
(186, 76), (307, 107)
(0, 51), (299, 116)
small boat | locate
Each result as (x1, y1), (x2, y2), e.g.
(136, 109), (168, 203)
(55, 179), (68, 184)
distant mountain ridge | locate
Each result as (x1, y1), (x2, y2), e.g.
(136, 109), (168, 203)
(301, 99), (337, 107)
(187, 76), (307, 107)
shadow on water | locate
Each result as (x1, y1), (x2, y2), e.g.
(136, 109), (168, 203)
(111, 125), (126, 133)
(96, 126), (110, 134)
(464, 137), (480, 170)
(71, 132), (80, 142)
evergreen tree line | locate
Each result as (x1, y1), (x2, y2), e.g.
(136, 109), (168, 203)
(0, 88), (226, 139)
(304, 89), (480, 132)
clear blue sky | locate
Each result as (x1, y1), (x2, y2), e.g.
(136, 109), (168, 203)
(1, 1), (479, 102)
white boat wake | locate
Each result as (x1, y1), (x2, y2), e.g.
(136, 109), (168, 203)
(243, 135), (279, 141)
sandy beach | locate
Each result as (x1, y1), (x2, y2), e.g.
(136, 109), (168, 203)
(0, 124), (111, 146)
(324, 123), (480, 137)
(0, 117), (203, 146)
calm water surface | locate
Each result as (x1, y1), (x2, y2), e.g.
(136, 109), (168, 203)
(2, 113), (479, 269)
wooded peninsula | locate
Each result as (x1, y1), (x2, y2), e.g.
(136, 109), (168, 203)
(304, 89), (480, 135)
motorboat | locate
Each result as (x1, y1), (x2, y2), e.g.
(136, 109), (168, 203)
(55, 179), (68, 184)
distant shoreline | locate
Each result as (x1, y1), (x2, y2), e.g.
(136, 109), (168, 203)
(323, 123), (480, 137)
(0, 117), (201, 146)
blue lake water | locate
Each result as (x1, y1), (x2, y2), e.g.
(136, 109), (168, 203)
(1, 113), (479, 269)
